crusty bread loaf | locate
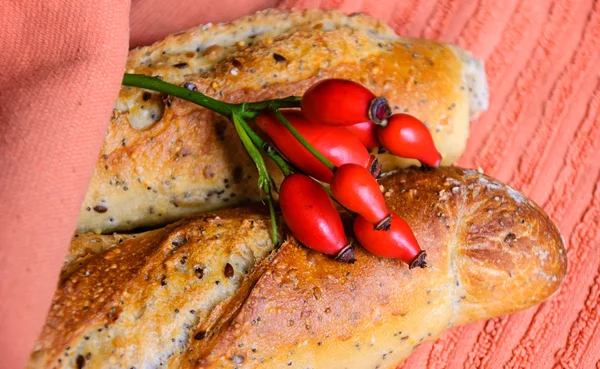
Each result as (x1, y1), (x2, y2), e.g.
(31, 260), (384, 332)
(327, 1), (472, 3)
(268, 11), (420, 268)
(77, 9), (488, 234)
(30, 167), (565, 369)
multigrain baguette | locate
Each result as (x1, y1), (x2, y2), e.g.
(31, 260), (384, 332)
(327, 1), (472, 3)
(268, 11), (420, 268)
(30, 167), (565, 369)
(77, 9), (488, 234)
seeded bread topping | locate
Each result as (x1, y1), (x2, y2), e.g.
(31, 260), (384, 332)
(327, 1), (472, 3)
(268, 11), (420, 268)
(30, 168), (564, 369)
(78, 9), (488, 234)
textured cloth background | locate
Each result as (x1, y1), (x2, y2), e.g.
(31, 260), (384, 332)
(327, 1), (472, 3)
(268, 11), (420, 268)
(0, 1), (131, 367)
(1, 0), (599, 368)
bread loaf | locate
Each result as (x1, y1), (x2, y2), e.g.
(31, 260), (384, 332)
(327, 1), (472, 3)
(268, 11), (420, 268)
(77, 9), (488, 234)
(29, 167), (565, 369)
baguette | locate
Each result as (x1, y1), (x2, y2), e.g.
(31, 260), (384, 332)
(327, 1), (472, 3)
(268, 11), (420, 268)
(77, 9), (488, 234)
(29, 167), (565, 369)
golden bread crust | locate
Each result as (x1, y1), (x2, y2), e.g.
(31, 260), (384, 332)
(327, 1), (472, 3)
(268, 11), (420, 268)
(29, 208), (275, 369)
(77, 9), (488, 233)
(187, 168), (565, 368)
(30, 168), (564, 369)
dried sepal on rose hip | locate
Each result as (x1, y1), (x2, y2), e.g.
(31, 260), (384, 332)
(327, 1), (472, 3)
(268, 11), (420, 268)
(345, 121), (380, 149)
(301, 79), (392, 126)
(330, 163), (392, 230)
(376, 113), (442, 168)
(256, 111), (380, 183)
(354, 212), (426, 268)
(279, 174), (355, 263)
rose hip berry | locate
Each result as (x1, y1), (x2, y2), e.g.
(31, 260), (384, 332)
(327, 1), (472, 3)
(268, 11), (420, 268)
(330, 163), (390, 229)
(345, 121), (379, 149)
(279, 174), (355, 262)
(376, 113), (442, 168)
(354, 211), (426, 268)
(256, 112), (379, 182)
(301, 79), (392, 126)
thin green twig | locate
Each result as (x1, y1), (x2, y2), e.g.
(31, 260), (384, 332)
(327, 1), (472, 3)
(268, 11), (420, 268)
(122, 74), (302, 120)
(236, 119), (295, 177)
(232, 114), (279, 246)
(242, 96), (301, 111)
(123, 74), (237, 118)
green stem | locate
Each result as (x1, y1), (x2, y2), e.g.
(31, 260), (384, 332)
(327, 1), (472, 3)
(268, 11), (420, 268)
(232, 114), (279, 246)
(123, 74), (237, 118)
(236, 120), (295, 177)
(243, 96), (301, 111)
(270, 106), (336, 171)
(265, 187), (279, 246)
(122, 74), (301, 120)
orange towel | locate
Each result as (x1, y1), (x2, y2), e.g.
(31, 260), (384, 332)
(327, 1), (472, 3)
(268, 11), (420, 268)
(1, 0), (599, 368)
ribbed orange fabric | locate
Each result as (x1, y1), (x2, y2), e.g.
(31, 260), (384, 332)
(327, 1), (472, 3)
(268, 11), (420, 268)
(1, 0), (599, 368)
(0, 1), (131, 368)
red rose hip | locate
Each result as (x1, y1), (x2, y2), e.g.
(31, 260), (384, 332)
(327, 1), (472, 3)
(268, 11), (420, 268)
(256, 112), (378, 182)
(376, 114), (442, 168)
(330, 163), (390, 228)
(301, 79), (391, 126)
(354, 212), (426, 268)
(345, 121), (379, 148)
(279, 174), (355, 262)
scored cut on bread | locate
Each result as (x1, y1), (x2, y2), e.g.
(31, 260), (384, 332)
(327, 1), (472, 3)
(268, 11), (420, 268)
(77, 8), (488, 234)
(29, 167), (565, 369)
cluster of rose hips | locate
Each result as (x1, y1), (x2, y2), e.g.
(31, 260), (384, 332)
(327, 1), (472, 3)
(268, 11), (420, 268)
(256, 79), (441, 268)
(123, 74), (440, 269)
